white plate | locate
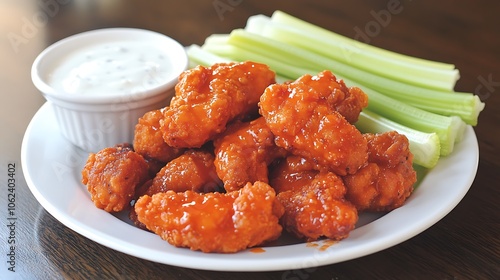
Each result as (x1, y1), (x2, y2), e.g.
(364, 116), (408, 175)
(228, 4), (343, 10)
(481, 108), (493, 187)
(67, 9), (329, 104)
(21, 102), (479, 272)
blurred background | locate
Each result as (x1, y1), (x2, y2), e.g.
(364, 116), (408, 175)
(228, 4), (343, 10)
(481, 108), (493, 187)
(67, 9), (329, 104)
(0, 0), (498, 279)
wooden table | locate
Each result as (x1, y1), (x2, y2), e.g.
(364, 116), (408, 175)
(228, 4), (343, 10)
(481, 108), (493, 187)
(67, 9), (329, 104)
(1, 1), (498, 279)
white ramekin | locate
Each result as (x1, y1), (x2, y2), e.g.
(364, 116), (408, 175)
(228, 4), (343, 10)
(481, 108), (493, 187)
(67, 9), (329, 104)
(31, 28), (188, 152)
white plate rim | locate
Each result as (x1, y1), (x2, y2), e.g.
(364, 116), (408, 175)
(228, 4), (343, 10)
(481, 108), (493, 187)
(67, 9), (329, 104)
(21, 102), (479, 272)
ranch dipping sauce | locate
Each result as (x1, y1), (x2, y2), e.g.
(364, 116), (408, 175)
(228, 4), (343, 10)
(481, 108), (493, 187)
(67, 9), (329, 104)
(32, 28), (188, 152)
(48, 41), (174, 96)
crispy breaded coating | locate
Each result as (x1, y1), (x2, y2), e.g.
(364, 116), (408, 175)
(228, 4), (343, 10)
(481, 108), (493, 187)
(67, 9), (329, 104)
(269, 155), (320, 193)
(259, 70), (368, 176)
(161, 61), (276, 148)
(147, 149), (222, 195)
(81, 144), (149, 212)
(133, 109), (183, 163)
(343, 131), (417, 212)
(135, 181), (284, 253)
(277, 172), (358, 241)
(213, 117), (287, 192)
(332, 85), (368, 124)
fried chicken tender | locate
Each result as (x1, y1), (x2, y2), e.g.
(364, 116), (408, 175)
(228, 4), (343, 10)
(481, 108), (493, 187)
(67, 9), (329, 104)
(135, 181), (284, 253)
(213, 117), (287, 192)
(147, 149), (223, 195)
(343, 131), (417, 212)
(161, 62), (276, 148)
(133, 109), (183, 163)
(277, 171), (358, 241)
(81, 144), (149, 212)
(259, 70), (368, 176)
(129, 147), (232, 230)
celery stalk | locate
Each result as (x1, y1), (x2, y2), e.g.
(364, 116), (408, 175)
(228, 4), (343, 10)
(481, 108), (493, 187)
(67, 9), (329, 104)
(356, 110), (441, 168)
(188, 43), (290, 83)
(270, 11), (457, 71)
(186, 44), (231, 67)
(370, 86), (485, 126)
(227, 29), (482, 126)
(203, 34), (231, 46)
(350, 83), (465, 156)
(259, 16), (460, 91)
(200, 43), (293, 83)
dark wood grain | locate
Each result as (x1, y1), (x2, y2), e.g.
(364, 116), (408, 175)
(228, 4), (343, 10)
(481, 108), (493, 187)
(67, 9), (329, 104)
(1, 0), (499, 279)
